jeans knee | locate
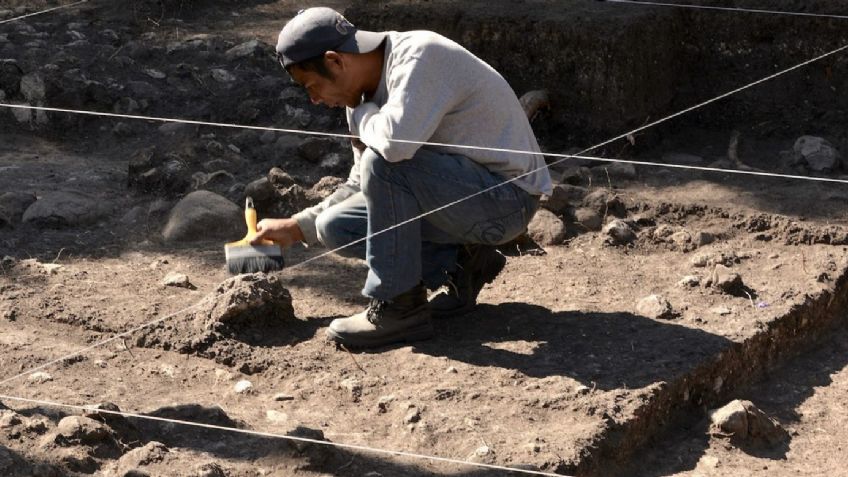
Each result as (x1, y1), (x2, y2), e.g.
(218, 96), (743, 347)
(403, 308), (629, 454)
(360, 148), (389, 193)
(315, 211), (343, 250)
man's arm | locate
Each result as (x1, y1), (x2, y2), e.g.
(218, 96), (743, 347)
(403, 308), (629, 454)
(253, 141), (363, 247)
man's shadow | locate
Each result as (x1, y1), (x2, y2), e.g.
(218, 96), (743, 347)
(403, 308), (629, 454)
(414, 302), (732, 390)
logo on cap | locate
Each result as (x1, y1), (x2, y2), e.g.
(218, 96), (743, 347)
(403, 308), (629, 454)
(335, 15), (354, 35)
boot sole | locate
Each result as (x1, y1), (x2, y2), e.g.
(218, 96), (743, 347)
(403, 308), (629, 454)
(327, 322), (435, 348)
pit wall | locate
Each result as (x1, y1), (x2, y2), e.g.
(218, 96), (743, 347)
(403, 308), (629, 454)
(348, 0), (848, 148)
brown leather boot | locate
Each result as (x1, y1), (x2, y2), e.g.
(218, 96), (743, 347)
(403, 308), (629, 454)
(327, 284), (433, 348)
(429, 244), (506, 318)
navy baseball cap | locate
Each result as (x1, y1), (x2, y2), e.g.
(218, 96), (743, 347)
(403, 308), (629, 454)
(276, 7), (387, 68)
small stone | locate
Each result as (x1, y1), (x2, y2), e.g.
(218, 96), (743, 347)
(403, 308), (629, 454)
(272, 393), (295, 402)
(474, 445), (491, 457)
(527, 208), (568, 246)
(234, 380), (253, 394)
(211, 69), (237, 83)
(265, 410), (287, 424)
(445, 366), (458, 374)
(710, 399), (788, 446)
(694, 231), (715, 247)
(679, 275), (700, 287)
(792, 136), (841, 172)
(143, 68), (166, 79)
(162, 272), (191, 288)
(573, 207), (603, 231)
(707, 264), (745, 295)
(377, 395), (395, 413)
(27, 372), (53, 384)
(94, 360), (107, 368)
(194, 462), (226, 477)
(710, 306), (732, 316)
(603, 219), (636, 246)
(227, 144), (241, 154)
(403, 406), (421, 424)
(636, 294), (675, 320)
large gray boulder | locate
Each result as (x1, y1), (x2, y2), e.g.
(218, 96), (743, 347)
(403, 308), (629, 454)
(162, 191), (242, 243)
(792, 136), (842, 172)
(22, 191), (110, 228)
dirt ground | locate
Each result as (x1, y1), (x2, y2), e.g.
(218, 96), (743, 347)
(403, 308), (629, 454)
(2, 1), (848, 477)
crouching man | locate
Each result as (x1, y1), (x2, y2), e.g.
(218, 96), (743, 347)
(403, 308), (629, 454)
(252, 7), (552, 348)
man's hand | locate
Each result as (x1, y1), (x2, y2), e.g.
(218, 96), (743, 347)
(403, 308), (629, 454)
(250, 218), (305, 248)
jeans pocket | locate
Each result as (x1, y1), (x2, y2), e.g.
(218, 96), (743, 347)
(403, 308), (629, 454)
(464, 206), (529, 245)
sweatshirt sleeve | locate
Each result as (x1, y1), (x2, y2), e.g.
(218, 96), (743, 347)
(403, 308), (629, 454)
(291, 144), (362, 246)
(352, 51), (461, 162)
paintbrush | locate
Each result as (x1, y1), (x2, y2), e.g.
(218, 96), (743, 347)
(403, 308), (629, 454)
(224, 197), (285, 274)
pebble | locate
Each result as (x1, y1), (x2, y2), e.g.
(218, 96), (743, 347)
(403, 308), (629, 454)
(636, 294), (675, 320)
(143, 68), (166, 79)
(211, 68), (237, 83)
(234, 380), (253, 394)
(403, 406), (421, 424)
(679, 275), (700, 287)
(27, 372), (53, 384)
(162, 272), (191, 288)
(272, 393), (295, 402)
(265, 410), (287, 424)
(445, 366), (458, 374)
(711, 306), (732, 315)
(377, 395), (395, 413)
(603, 219), (637, 246)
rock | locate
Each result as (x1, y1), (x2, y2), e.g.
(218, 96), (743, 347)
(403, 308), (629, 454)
(0, 191), (37, 228)
(792, 136), (842, 172)
(604, 162), (637, 180)
(377, 395), (395, 413)
(339, 378), (362, 401)
(268, 167), (295, 187)
(636, 294), (675, 320)
(710, 306), (732, 315)
(162, 191), (241, 243)
(126, 81), (162, 101)
(0, 410), (22, 429)
(115, 441), (168, 469)
(225, 39), (265, 61)
(679, 275), (700, 287)
(706, 264), (745, 295)
(194, 463), (227, 477)
(162, 272), (191, 288)
(403, 406), (421, 424)
(710, 399), (788, 446)
(320, 152), (346, 174)
(20, 72), (45, 102)
(603, 219), (636, 246)
(288, 426), (325, 452)
(234, 380), (254, 394)
(539, 185), (572, 214)
(143, 68), (166, 80)
(526, 209), (567, 246)
(272, 393), (295, 402)
(582, 189), (626, 217)
(51, 416), (114, 446)
(22, 191), (110, 228)
(27, 372), (53, 384)
(198, 273), (294, 325)
(211, 69), (237, 83)
(158, 122), (197, 137)
(297, 138), (336, 163)
(573, 207), (603, 231)
(662, 152), (703, 165)
(0, 60), (23, 96)
(694, 231), (715, 247)
(265, 410), (287, 424)
(244, 177), (276, 204)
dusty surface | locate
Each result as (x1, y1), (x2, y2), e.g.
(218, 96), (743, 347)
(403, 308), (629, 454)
(2, 1), (848, 477)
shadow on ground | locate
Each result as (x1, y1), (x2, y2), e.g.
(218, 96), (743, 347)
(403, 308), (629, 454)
(410, 302), (732, 391)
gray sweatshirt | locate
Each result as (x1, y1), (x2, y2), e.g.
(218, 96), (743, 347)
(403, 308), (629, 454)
(293, 30), (553, 245)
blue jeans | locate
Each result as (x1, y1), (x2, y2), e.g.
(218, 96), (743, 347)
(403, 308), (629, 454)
(314, 147), (539, 301)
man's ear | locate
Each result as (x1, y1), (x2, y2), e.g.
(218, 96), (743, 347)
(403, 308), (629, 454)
(324, 50), (345, 71)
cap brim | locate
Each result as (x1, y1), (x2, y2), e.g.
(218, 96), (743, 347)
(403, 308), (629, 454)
(336, 29), (387, 55)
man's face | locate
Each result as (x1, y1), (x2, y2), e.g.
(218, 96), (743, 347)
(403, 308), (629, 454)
(289, 56), (360, 109)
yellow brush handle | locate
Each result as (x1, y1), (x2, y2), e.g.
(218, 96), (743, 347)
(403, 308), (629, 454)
(244, 197), (274, 246)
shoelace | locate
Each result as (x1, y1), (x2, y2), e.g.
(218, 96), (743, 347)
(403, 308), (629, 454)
(366, 299), (388, 324)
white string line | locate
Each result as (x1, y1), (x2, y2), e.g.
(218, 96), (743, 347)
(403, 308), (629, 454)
(0, 394), (568, 477)
(601, 0), (848, 20)
(1, 40), (846, 385)
(0, 300), (206, 388)
(0, 0), (89, 25)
